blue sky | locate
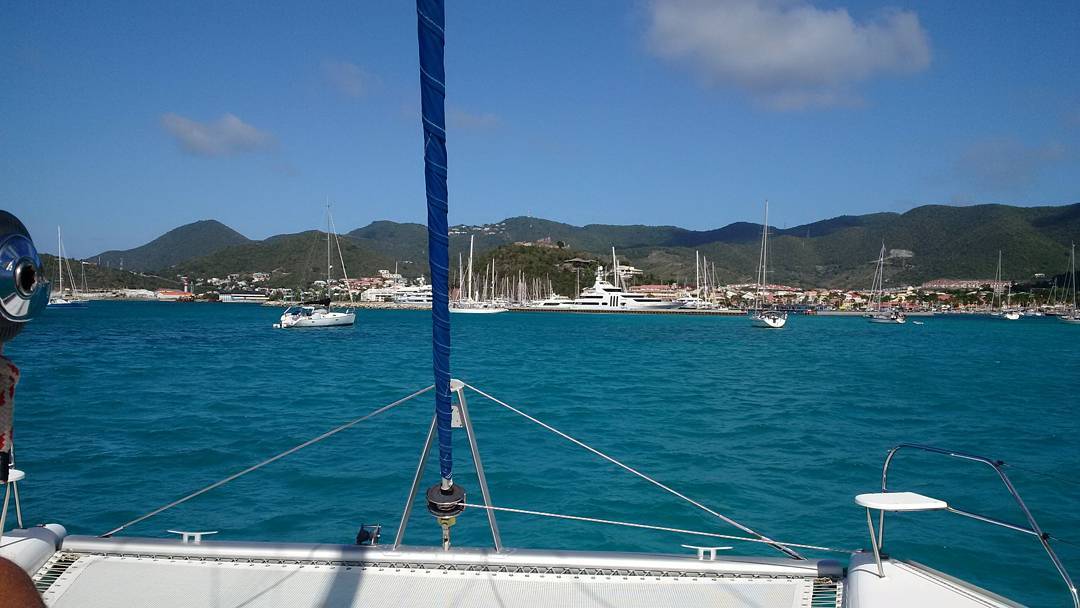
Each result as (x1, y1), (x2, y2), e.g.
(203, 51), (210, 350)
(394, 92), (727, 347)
(3, 1), (1078, 258)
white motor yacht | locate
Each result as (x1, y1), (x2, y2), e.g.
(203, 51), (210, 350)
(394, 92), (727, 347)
(566, 266), (679, 310)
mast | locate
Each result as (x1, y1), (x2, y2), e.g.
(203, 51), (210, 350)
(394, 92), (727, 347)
(1071, 243), (1077, 312)
(467, 235), (474, 301)
(695, 251), (700, 297)
(762, 201), (769, 296)
(417, 0), (454, 490)
(755, 202), (768, 310)
(993, 250), (1002, 311)
(328, 208), (356, 308)
(57, 226), (63, 296)
(326, 204), (332, 298)
(458, 252), (464, 300)
(871, 242), (885, 312)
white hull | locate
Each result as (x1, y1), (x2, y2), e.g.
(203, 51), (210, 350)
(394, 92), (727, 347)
(1059, 315), (1080, 324)
(450, 307), (507, 314)
(868, 313), (906, 324)
(750, 312), (787, 328)
(47, 298), (88, 308)
(276, 310), (355, 328)
(1003, 311), (1021, 321)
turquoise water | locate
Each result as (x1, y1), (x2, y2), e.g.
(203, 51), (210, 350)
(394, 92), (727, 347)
(9, 302), (1080, 606)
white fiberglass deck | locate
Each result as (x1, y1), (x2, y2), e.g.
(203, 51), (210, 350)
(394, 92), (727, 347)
(33, 536), (842, 608)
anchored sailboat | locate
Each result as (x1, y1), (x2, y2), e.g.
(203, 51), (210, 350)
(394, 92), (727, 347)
(989, 251), (1021, 320)
(867, 242), (905, 324)
(749, 201), (787, 328)
(274, 206), (356, 328)
(46, 227), (88, 309)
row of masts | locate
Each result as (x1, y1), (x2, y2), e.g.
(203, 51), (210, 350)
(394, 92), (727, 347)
(454, 235), (558, 304)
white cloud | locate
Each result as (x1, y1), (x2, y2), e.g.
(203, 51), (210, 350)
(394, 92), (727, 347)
(448, 108), (501, 130)
(647, 0), (931, 110)
(322, 60), (372, 98)
(161, 113), (274, 157)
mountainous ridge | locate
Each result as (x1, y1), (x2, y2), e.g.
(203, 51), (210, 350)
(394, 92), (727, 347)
(92, 220), (250, 271)
(82, 203), (1080, 288)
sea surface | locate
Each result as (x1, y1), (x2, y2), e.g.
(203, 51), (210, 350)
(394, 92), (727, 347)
(9, 302), (1080, 606)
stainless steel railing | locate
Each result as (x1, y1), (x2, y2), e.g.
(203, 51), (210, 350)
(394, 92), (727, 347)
(878, 443), (1077, 608)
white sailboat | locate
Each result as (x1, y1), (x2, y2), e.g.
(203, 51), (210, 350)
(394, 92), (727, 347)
(749, 202), (787, 328)
(1060, 242), (1080, 324)
(275, 207), (356, 328)
(46, 227), (88, 308)
(1003, 282), (1022, 321)
(866, 242), (905, 324)
(451, 235), (506, 313)
(989, 251), (1020, 320)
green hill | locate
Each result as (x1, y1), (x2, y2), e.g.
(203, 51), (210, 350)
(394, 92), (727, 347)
(341, 204), (1080, 288)
(90, 202), (1080, 288)
(93, 220), (250, 272)
(168, 231), (396, 288)
(40, 254), (178, 291)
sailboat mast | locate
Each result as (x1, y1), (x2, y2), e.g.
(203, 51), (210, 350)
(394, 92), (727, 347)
(467, 235), (474, 301)
(762, 202), (769, 301)
(458, 252), (464, 299)
(755, 202), (768, 309)
(995, 250), (1002, 311)
(326, 204), (332, 296)
(695, 251), (700, 297)
(57, 226), (63, 295)
(872, 242), (885, 312)
(1067, 241), (1075, 311)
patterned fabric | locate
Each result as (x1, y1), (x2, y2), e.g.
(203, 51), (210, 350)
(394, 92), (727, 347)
(0, 354), (19, 456)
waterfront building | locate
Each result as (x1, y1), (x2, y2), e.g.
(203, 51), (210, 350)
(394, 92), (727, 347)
(219, 291), (269, 303)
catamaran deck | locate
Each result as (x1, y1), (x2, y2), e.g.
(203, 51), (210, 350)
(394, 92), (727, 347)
(33, 536), (843, 608)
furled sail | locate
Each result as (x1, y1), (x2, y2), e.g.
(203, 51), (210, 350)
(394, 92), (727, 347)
(417, 0), (453, 483)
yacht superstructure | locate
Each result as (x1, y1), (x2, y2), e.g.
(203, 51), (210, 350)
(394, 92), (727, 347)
(560, 265), (678, 310)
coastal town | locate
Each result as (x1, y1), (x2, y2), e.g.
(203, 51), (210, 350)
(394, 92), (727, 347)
(60, 252), (1066, 316)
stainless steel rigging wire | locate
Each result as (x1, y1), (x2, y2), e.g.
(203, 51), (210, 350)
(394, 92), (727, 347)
(463, 382), (805, 560)
(101, 385), (434, 537)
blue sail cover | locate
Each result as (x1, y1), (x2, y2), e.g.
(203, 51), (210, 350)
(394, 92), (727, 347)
(417, 0), (453, 482)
